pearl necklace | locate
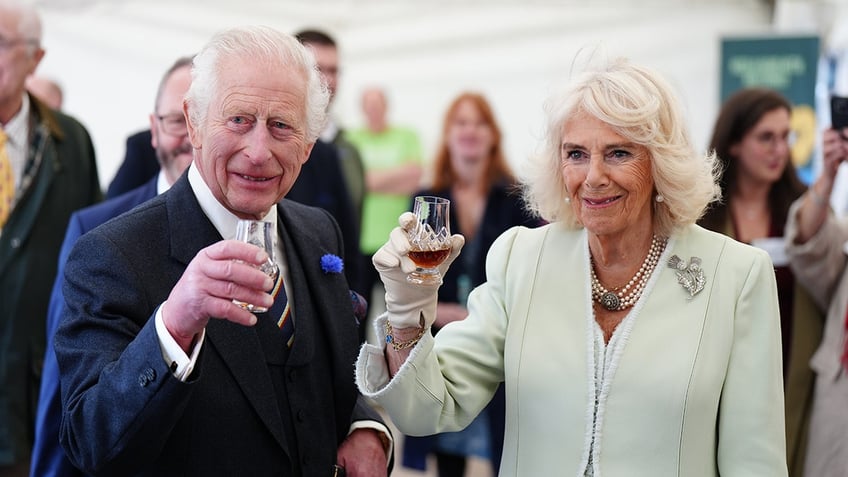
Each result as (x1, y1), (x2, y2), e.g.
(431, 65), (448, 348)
(590, 235), (666, 311)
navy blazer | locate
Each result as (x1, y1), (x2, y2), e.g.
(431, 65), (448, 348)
(105, 130), (158, 199)
(55, 175), (373, 476)
(31, 177), (158, 477)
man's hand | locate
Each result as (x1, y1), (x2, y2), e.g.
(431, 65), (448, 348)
(161, 240), (274, 351)
(336, 428), (388, 477)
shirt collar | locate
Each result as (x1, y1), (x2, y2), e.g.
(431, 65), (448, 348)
(156, 170), (171, 195)
(3, 93), (30, 148)
(187, 163), (277, 240)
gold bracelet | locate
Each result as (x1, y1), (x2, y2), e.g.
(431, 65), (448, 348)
(385, 320), (426, 351)
(809, 187), (828, 208)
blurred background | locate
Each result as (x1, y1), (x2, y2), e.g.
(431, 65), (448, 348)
(28, 0), (848, 191)
(19, 2), (848, 476)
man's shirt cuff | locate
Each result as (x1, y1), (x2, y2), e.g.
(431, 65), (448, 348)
(155, 302), (205, 380)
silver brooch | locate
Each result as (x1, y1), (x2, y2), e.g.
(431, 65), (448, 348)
(667, 255), (705, 298)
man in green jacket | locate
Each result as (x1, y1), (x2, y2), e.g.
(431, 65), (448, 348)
(0, 2), (100, 475)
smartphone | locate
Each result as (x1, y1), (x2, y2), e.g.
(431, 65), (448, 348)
(831, 95), (848, 131)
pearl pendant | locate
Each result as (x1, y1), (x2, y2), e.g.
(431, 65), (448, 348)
(599, 292), (620, 311)
(590, 235), (667, 312)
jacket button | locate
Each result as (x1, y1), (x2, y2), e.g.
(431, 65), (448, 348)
(296, 409), (305, 422)
(138, 368), (157, 387)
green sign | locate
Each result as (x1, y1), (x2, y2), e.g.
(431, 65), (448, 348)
(721, 36), (820, 183)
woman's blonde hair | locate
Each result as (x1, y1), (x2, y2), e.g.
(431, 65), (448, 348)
(522, 58), (720, 237)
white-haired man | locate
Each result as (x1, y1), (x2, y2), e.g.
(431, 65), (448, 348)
(55, 26), (389, 476)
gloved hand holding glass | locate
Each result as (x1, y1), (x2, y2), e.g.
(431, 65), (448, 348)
(373, 196), (464, 333)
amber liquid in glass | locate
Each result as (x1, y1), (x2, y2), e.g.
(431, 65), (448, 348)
(408, 247), (450, 269)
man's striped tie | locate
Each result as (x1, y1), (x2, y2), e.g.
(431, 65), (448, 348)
(265, 271), (293, 347)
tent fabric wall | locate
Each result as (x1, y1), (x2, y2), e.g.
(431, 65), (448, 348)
(31, 1), (786, 187)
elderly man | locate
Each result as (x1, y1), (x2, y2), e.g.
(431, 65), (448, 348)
(55, 27), (389, 476)
(0, 2), (99, 475)
(30, 56), (194, 477)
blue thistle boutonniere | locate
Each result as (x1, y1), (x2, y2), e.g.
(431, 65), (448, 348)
(320, 254), (344, 274)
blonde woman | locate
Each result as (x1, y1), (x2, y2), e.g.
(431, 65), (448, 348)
(356, 59), (787, 476)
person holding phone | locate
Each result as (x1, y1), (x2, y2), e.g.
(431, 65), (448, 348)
(784, 108), (848, 477)
(698, 87), (823, 476)
(830, 96), (848, 139)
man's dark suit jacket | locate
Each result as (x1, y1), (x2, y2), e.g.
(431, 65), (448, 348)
(105, 129), (158, 199)
(287, 139), (362, 294)
(32, 177), (158, 477)
(55, 175), (376, 476)
(0, 94), (100, 467)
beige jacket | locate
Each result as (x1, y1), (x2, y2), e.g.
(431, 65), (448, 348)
(785, 197), (848, 477)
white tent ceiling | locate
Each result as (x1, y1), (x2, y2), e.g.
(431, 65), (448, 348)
(24, 0), (843, 187)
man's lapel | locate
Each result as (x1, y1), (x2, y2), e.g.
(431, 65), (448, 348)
(0, 124), (53, 274)
(277, 203), (316, 367)
(277, 201), (359, 368)
(164, 176), (220, 267)
(165, 176), (289, 453)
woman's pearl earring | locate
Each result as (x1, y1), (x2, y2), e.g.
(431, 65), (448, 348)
(655, 194), (665, 203)
(564, 196), (571, 204)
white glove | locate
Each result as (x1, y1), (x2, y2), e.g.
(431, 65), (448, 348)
(372, 212), (464, 329)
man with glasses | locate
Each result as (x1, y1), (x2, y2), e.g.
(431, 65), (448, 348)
(29, 56), (193, 477)
(0, 2), (100, 475)
(295, 29), (366, 237)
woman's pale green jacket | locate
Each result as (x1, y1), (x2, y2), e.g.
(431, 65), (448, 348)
(357, 223), (787, 476)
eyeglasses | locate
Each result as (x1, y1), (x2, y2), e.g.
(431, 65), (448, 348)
(754, 130), (796, 150)
(157, 113), (188, 136)
(0, 37), (38, 51)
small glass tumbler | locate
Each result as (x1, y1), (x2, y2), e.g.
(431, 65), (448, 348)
(232, 219), (279, 313)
